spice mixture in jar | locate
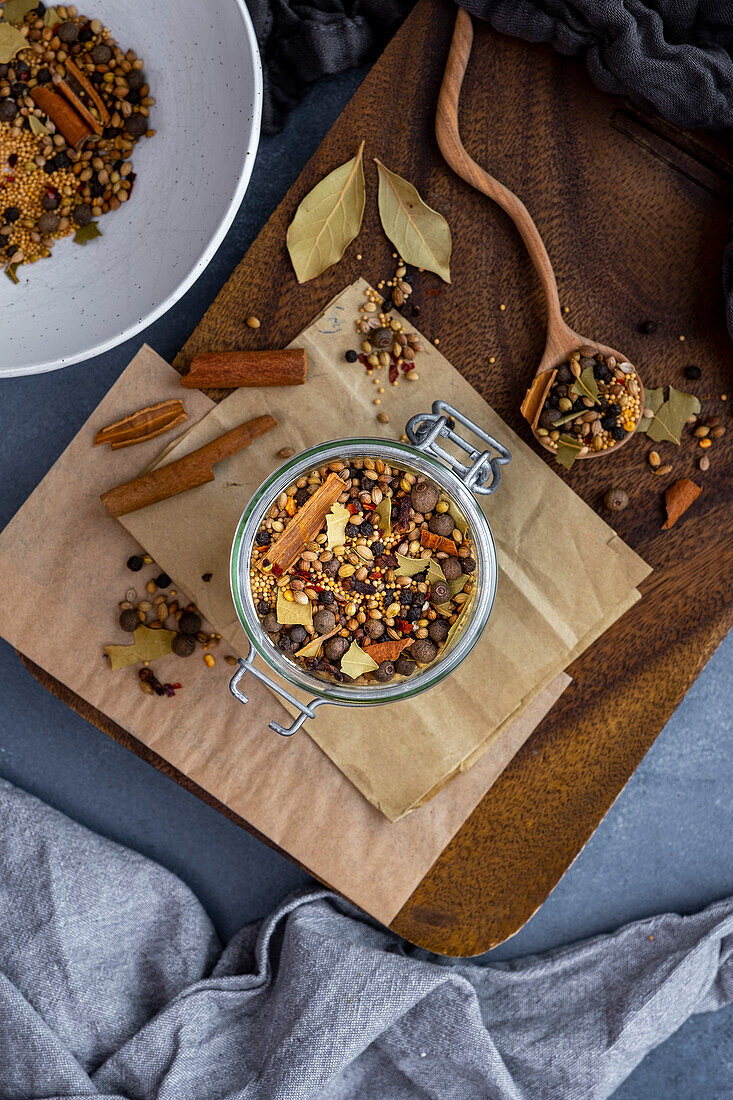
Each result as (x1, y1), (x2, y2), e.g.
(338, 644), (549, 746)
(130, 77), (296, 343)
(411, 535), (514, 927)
(249, 457), (477, 685)
(0, 2), (153, 280)
(536, 347), (642, 456)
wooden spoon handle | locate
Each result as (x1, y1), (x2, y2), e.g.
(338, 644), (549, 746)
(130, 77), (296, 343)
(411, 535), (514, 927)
(436, 9), (565, 334)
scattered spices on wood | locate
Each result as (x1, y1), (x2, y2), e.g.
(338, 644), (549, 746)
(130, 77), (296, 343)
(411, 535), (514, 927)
(638, 386), (700, 445)
(94, 400), (187, 449)
(277, 447), (295, 459)
(245, 315), (260, 329)
(638, 320), (657, 334)
(127, 554), (143, 572)
(181, 350), (307, 390)
(662, 478), (702, 529)
(101, 415), (277, 517)
(684, 365), (702, 380)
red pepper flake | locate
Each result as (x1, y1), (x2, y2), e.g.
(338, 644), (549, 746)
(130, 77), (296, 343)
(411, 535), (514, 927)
(362, 501), (376, 511)
(396, 620), (413, 634)
(358, 353), (369, 366)
(346, 501), (359, 514)
(402, 362), (415, 372)
(426, 288), (442, 297)
(170, 683), (182, 690)
(389, 363), (399, 383)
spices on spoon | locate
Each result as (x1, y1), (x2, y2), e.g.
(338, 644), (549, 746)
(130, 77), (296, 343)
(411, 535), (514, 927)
(249, 458), (475, 685)
(535, 348), (642, 467)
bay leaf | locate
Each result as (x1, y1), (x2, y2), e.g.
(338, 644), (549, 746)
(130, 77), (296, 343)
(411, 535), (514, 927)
(2, 0), (39, 24)
(444, 605), (469, 650)
(276, 589), (314, 631)
(447, 499), (467, 536)
(375, 158), (451, 283)
(5, 262), (20, 285)
(570, 365), (599, 404)
(646, 386), (700, 446)
(0, 21), (28, 62)
(549, 409), (585, 428)
(340, 640), (379, 680)
(286, 141), (365, 283)
(374, 497), (392, 536)
(295, 625), (340, 659)
(325, 501), (350, 550)
(426, 557), (446, 585)
(28, 114), (49, 137)
(555, 432), (583, 470)
(73, 221), (102, 246)
(637, 386), (664, 434)
(395, 553), (445, 583)
(43, 7), (59, 25)
(105, 625), (176, 670)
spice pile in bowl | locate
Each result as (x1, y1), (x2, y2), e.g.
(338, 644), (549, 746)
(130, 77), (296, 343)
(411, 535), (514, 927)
(0, 2), (154, 281)
(249, 458), (476, 685)
(535, 347), (642, 461)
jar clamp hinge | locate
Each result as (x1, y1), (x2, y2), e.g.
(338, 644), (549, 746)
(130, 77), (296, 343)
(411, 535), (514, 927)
(405, 400), (511, 495)
(229, 645), (337, 736)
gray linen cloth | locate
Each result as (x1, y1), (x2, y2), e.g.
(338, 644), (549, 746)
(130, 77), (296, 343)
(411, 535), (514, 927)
(1, 776), (732, 1099)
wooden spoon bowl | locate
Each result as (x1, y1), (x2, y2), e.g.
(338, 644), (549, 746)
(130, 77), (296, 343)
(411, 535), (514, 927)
(436, 9), (644, 459)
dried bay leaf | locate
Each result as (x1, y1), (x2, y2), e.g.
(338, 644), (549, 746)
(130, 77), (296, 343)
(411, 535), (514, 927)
(295, 625), (340, 659)
(375, 158), (451, 283)
(374, 497), (392, 536)
(276, 589), (314, 631)
(326, 501), (350, 550)
(447, 499), (467, 536)
(555, 433), (583, 470)
(646, 386), (700, 445)
(570, 366), (599, 404)
(286, 141), (365, 283)
(2, 0), (39, 24)
(395, 553), (445, 584)
(5, 262), (20, 285)
(0, 22), (27, 62)
(43, 7), (59, 25)
(340, 640), (379, 680)
(637, 386), (664, 433)
(426, 558), (447, 585)
(73, 221), (102, 246)
(105, 625), (176, 670)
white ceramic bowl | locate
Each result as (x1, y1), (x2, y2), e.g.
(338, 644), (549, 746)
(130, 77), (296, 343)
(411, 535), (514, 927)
(0, 0), (262, 377)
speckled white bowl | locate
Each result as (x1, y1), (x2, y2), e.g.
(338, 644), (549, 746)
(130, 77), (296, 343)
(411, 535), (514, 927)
(0, 0), (261, 376)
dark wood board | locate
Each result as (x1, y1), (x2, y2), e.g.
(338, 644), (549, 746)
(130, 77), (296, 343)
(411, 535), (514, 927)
(22, 0), (733, 955)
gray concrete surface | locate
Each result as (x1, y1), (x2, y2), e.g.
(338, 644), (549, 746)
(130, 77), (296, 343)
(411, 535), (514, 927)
(1, 66), (731, 1097)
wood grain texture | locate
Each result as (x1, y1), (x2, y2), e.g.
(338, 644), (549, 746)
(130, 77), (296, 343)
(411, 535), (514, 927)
(23, 0), (733, 954)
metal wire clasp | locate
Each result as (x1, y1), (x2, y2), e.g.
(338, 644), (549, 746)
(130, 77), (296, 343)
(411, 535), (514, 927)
(229, 646), (332, 736)
(405, 401), (511, 495)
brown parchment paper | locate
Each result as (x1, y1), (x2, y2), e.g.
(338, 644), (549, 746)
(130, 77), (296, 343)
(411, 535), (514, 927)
(0, 344), (573, 925)
(120, 281), (651, 821)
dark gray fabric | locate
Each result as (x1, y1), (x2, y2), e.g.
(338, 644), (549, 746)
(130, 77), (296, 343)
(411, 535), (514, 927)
(2, 776), (733, 1100)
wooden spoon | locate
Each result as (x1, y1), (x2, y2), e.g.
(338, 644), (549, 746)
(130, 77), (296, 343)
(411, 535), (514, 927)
(436, 8), (643, 459)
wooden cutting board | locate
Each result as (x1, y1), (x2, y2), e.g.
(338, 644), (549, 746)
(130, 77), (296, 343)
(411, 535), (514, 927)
(23, 0), (733, 954)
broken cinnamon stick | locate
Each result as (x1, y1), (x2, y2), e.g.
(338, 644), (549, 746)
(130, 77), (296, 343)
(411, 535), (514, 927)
(662, 478), (702, 529)
(101, 414), (277, 518)
(30, 85), (93, 148)
(261, 473), (345, 574)
(64, 57), (110, 126)
(94, 400), (187, 450)
(363, 637), (414, 664)
(181, 349), (307, 390)
(420, 529), (459, 556)
(520, 369), (556, 429)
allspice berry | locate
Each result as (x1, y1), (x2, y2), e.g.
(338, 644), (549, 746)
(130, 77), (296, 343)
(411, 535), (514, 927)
(410, 480), (440, 514)
(313, 609), (336, 634)
(430, 580), (450, 605)
(324, 636), (350, 661)
(441, 557), (463, 582)
(365, 618), (386, 639)
(119, 609), (139, 632)
(178, 611), (202, 635)
(603, 487), (629, 512)
(428, 512), (454, 537)
(373, 660), (395, 683)
(410, 638), (439, 665)
(429, 618), (450, 644)
(172, 633), (196, 658)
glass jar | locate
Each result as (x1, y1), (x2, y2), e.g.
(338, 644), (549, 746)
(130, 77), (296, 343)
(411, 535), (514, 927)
(229, 401), (511, 735)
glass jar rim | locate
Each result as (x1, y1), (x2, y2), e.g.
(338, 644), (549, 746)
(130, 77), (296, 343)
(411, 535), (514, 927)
(230, 436), (497, 705)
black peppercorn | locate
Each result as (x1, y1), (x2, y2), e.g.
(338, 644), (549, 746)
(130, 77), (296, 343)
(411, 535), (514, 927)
(155, 573), (171, 588)
(119, 609), (139, 632)
(345, 523), (359, 538)
(178, 611), (202, 635)
(3, 207), (20, 223)
(172, 633), (196, 658)
(201, 572), (212, 583)
(257, 600), (271, 615)
(127, 555), (143, 572)
(255, 531), (271, 546)
(611, 426), (626, 441)
(361, 523), (374, 537)
(461, 557), (476, 574)
(684, 365), (702, 380)
(320, 590), (335, 604)
(371, 541), (384, 556)
(344, 350), (358, 363)
(638, 320), (657, 334)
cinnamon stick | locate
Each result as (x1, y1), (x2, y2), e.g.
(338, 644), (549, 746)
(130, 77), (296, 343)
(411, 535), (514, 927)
(94, 400), (187, 450)
(64, 58), (110, 126)
(55, 75), (103, 135)
(262, 473), (345, 573)
(181, 349), (307, 390)
(30, 85), (93, 148)
(520, 369), (556, 429)
(420, 529), (459, 556)
(101, 414), (277, 518)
